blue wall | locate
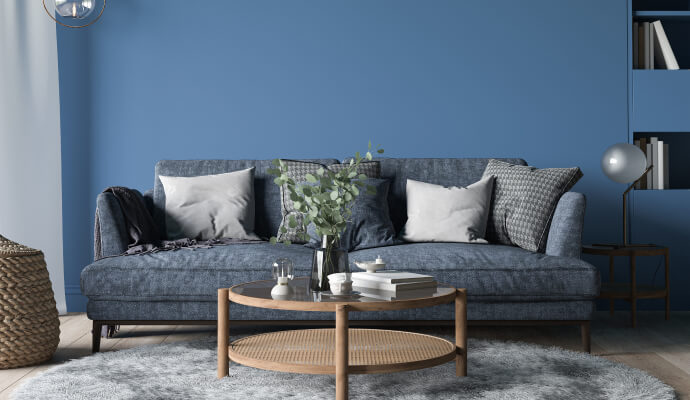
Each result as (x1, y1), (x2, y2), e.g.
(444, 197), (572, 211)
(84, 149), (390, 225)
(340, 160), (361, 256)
(59, 0), (683, 311)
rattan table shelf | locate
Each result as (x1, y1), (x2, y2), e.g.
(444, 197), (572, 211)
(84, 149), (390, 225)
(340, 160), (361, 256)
(218, 277), (466, 400)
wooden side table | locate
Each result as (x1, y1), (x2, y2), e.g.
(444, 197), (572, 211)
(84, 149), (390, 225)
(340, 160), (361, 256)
(582, 245), (669, 328)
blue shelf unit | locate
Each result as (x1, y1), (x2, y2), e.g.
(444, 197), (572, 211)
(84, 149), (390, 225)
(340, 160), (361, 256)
(627, 0), (690, 310)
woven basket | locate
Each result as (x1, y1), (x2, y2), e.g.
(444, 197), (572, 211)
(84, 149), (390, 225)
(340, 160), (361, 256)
(0, 235), (60, 369)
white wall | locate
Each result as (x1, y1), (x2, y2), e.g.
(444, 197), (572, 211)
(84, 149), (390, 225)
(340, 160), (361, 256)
(0, 1), (66, 314)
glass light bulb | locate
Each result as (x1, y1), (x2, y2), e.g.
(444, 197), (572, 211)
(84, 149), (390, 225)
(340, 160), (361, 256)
(601, 143), (648, 184)
(55, 0), (95, 19)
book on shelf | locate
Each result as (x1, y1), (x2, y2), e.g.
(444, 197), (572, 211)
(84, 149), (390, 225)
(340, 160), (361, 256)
(656, 140), (665, 189)
(634, 20), (679, 70)
(652, 20), (680, 70)
(636, 137), (670, 189)
(633, 22), (639, 69)
(650, 137), (659, 189)
(663, 143), (671, 189)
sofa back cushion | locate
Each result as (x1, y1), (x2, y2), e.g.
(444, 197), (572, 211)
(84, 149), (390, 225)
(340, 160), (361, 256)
(153, 159), (339, 239)
(377, 158), (526, 233)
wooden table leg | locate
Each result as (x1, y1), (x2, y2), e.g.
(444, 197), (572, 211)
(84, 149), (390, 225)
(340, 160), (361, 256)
(455, 288), (467, 377)
(665, 249), (670, 321)
(217, 288), (230, 379)
(630, 256), (637, 328)
(336, 304), (349, 400)
(609, 255), (615, 316)
(581, 321), (591, 353)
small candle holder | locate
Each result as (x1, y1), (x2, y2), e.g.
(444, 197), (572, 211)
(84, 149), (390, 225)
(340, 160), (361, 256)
(271, 258), (294, 297)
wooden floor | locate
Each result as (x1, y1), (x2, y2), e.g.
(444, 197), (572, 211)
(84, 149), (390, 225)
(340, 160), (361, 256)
(1, 312), (689, 399)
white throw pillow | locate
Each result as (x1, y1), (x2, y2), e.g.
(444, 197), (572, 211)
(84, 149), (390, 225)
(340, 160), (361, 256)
(159, 168), (260, 240)
(402, 176), (495, 243)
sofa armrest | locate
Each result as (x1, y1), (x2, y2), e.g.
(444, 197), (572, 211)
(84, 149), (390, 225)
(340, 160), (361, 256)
(545, 192), (586, 258)
(94, 192), (129, 260)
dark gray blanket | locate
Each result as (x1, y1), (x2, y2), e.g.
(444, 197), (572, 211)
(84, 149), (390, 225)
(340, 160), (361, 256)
(94, 186), (262, 260)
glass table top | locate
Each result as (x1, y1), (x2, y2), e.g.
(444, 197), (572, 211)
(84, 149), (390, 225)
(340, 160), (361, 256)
(230, 277), (456, 303)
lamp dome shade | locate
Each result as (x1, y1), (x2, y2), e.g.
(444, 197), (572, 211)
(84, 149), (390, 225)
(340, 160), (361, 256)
(601, 143), (648, 184)
(55, 0), (95, 19)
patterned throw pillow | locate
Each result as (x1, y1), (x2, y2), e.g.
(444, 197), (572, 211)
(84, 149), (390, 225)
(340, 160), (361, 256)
(481, 159), (583, 252)
(277, 160), (380, 243)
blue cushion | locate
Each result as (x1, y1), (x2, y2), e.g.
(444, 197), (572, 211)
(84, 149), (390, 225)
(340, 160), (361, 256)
(81, 242), (598, 302)
(350, 243), (599, 301)
(307, 178), (399, 251)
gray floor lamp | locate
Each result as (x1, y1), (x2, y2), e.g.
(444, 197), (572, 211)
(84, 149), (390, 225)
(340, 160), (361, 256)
(600, 143), (653, 248)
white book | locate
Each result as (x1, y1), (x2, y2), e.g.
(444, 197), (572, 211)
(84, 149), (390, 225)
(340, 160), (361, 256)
(646, 143), (654, 189)
(353, 279), (438, 292)
(643, 22), (651, 69)
(650, 137), (659, 189)
(652, 21), (680, 70)
(633, 22), (639, 69)
(663, 143), (670, 189)
(357, 287), (438, 301)
(351, 271), (434, 284)
(657, 140), (665, 189)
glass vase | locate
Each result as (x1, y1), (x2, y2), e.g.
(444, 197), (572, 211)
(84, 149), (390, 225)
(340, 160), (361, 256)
(310, 235), (349, 292)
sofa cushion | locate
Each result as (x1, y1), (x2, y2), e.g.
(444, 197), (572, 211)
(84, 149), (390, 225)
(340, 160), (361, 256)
(482, 159), (583, 252)
(81, 243), (314, 301)
(350, 243), (599, 301)
(159, 168), (260, 240)
(376, 158), (526, 233)
(277, 160), (380, 243)
(153, 159), (340, 240)
(82, 242), (599, 303)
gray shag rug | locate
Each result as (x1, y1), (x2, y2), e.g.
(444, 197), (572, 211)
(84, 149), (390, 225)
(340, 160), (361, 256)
(12, 336), (676, 400)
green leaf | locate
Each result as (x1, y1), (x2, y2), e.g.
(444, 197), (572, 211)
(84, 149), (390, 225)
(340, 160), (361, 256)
(351, 186), (359, 196)
(269, 237), (277, 244)
(273, 177), (284, 186)
(284, 240), (292, 245)
(366, 185), (377, 195)
(358, 174), (368, 180)
(305, 174), (317, 183)
(280, 226), (287, 233)
(344, 192), (352, 202)
(288, 215), (297, 228)
(293, 201), (302, 210)
(368, 140), (372, 149)
(348, 171), (358, 178)
(302, 186), (312, 196)
(272, 159), (281, 166)
(377, 148), (384, 154)
(316, 168), (325, 177)
(366, 151), (372, 160)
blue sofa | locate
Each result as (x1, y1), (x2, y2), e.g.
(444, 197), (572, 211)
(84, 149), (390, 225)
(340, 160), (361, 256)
(82, 158), (599, 351)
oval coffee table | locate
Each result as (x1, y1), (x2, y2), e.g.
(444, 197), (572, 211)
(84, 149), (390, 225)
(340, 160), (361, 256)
(217, 277), (467, 400)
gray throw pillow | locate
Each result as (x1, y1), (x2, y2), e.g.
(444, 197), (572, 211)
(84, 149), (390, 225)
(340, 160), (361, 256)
(306, 178), (397, 251)
(482, 159), (583, 252)
(402, 176), (495, 243)
(277, 160), (380, 243)
(159, 167), (260, 241)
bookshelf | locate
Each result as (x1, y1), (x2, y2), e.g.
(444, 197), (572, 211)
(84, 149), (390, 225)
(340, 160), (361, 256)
(629, 0), (690, 190)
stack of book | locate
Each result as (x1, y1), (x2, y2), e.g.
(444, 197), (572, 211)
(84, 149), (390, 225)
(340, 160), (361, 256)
(633, 20), (679, 70)
(634, 137), (669, 190)
(352, 271), (437, 297)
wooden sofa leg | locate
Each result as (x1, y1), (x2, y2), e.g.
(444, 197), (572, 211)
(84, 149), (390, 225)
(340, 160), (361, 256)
(92, 321), (102, 353)
(581, 321), (591, 353)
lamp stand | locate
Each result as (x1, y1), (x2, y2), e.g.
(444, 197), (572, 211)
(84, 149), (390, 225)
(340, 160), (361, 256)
(593, 165), (654, 249)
